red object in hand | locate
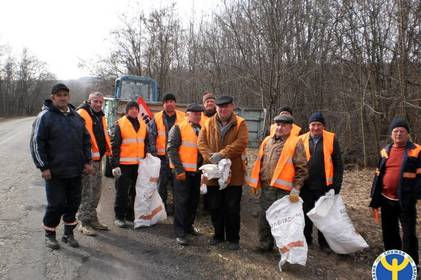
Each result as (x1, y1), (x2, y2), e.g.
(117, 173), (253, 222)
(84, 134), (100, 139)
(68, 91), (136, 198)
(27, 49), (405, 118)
(373, 208), (379, 224)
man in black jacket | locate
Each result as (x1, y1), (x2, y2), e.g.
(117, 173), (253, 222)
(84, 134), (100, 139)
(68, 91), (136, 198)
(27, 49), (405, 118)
(299, 112), (344, 252)
(30, 83), (93, 250)
(370, 117), (421, 265)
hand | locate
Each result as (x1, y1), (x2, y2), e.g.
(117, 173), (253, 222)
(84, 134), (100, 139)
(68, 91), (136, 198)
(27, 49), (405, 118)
(209, 153), (223, 164)
(250, 187), (261, 198)
(112, 167), (122, 178)
(176, 172), (186, 181)
(42, 169), (52, 180)
(289, 188), (300, 203)
(328, 185), (340, 195)
(83, 163), (95, 175)
(372, 208), (379, 224)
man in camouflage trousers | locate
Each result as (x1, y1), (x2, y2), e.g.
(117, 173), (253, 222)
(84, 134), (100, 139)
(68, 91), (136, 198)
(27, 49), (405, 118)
(249, 115), (308, 252)
(77, 92), (112, 235)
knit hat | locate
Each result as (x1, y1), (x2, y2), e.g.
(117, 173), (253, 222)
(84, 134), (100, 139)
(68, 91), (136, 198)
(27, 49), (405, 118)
(202, 91), (215, 103)
(126, 101), (139, 113)
(279, 106), (293, 115)
(308, 112), (325, 125)
(162, 93), (176, 103)
(389, 117), (410, 133)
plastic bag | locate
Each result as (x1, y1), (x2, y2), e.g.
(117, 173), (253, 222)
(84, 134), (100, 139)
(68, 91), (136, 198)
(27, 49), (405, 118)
(266, 196), (307, 271)
(306, 190), (369, 254)
(199, 159), (232, 190)
(134, 153), (167, 228)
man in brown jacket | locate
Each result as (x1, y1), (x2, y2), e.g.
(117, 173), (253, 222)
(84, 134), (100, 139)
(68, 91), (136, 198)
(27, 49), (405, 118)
(198, 96), (248, 250)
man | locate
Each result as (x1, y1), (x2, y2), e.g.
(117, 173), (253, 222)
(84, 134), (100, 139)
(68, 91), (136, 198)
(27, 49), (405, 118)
(249, 115), (308, 252)
(30, 83), (93, 249)
(167, 103), (204, 246)
(200, 91), (217, 212)
(148, 93), (185, 214)
(269, 107), (302, 136)
(299, 112), (343, 251)
(369, 117), (421, 265)
(198, 96), (248, 250)
(111, 101), (148, 228)
(200, 91), (216, 127)
(77, 92), (111, 236)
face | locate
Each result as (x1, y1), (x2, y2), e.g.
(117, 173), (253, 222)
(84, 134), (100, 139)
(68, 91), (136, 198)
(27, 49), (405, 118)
(127, 107), (139, 118)
(89, 95), (104, 113)
(216, 103), (234, 121)
(275, 122), (292, 138)
(187, 111), (202, 125)
(51, 90), (70, 109)
(204, 99), (216, 111)
(391, 127), (409, 146)
(309, 121), (324, 136)
(163, 100), (176, 113)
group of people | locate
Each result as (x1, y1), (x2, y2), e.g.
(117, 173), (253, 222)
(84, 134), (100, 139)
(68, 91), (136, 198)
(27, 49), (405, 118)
(30, 83), (420, 268)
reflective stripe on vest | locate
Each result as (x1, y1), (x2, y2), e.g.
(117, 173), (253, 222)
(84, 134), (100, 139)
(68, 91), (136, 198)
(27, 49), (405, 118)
(77, 108), (111, 160)
(300, 130), (335, 186)
(154, 110), (185, 156)
(248, 135), (300, 191)
(170, 121), (198, 172)
(118, 115), (147, 165)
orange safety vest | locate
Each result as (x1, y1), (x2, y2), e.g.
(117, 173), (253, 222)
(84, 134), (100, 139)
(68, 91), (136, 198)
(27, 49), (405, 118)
(169, 120), (199, 172)
(154, 110), (185, 156)
(200, 113), (211, 128)
(270, 123), (301, 137)
(249, 135), (300, 191)
(300, 130), (335, 186)
(118, 115), (147, 165)
(77, 108), (111, 160)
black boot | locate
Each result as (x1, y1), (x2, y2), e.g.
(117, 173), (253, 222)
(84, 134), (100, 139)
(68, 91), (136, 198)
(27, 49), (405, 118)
(45, 230), (60, 250)
(62, 224), (79, 248)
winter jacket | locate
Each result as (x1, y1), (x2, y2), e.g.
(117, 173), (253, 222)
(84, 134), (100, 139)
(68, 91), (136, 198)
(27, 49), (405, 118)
(30, 99), (91, 178)
(369, 141), (421, 208)
(198, 113), (248, 186)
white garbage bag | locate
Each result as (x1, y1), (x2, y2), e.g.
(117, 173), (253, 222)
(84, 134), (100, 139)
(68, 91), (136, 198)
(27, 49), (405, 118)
(266, 196), (307, 271)
(306, 190), (369, 254)
(199, 159), (232, 190)
(134, 153), (167, 228)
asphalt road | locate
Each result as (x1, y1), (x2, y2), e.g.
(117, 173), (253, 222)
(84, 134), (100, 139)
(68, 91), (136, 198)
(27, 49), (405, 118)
(0, 117), (282, 280)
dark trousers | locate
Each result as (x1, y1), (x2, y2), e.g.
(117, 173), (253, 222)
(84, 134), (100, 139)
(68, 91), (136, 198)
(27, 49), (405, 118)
(43, 176), (82, 234)
(380, 196), (419, 265)
(258, 186), (289, 249)
(300, 188), (328, 247)
(207, 185), (242, 243)
(173, 171), (201, 238)
(114, 164), (138, 220)
(158, 156), (174, 208)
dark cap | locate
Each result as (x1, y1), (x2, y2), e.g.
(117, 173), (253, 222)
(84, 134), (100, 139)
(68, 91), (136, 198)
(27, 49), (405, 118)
(279, 106), (293, 115)
(162, 93), (176, 103)
(186, 103), (205, 112)
(215, 96), (233, 106)
(389, 117), (410, 133)
(202, 91), (215, 103)
(274, 115), (294, 124)
(126, 101), (139, 113)
(308, 112), (325, 125)
(51, 83), (69, 95)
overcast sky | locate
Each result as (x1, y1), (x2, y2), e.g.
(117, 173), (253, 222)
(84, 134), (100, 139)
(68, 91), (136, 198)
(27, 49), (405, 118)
(0, 0), (219, 80)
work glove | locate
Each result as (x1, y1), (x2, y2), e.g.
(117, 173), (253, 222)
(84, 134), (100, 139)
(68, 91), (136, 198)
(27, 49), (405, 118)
(289, 188), (300, 203)
(176, 172), (186, 181)
(112, 167), (122, 178)
(250, 187), (261, 198)
(209, 152), (223, 164)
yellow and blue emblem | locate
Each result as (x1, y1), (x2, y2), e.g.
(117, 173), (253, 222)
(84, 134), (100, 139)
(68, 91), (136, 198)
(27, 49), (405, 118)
(372, 250), (417, 280)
